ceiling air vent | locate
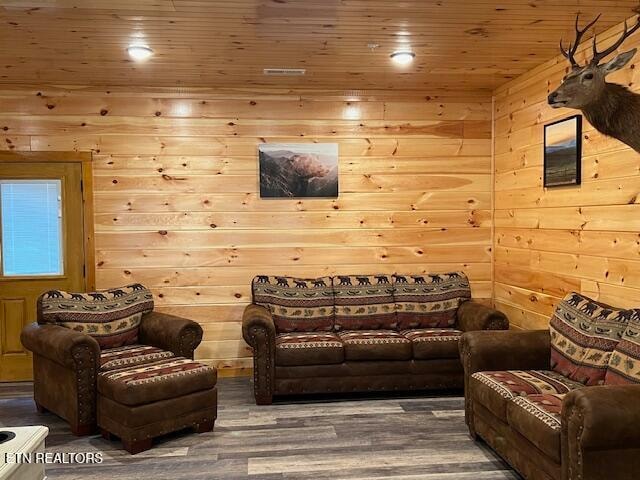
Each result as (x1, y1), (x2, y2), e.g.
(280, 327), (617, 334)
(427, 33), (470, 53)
(263, 68), (306, 76)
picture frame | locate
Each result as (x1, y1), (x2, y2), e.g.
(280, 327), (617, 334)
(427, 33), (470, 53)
(258, 143), (339, 198)
(543, 115), (582, 187)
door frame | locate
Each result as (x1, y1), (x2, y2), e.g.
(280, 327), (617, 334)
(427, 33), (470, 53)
(0, 151), (95, 290)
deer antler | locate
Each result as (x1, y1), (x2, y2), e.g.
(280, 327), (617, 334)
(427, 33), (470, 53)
(590, 15), (640, 65)
(560, 13), (602, 68)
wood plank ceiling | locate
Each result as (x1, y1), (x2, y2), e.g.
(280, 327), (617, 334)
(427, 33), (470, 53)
(0, 1), (639, 94)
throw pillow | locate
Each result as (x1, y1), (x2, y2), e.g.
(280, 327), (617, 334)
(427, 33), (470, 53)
(38, 283), (154, 349)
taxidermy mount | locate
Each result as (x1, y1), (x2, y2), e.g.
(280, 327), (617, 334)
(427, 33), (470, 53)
(548, 13), (640, 153)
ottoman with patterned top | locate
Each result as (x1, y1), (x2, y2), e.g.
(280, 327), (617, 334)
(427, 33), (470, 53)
(97, 356), (217, 454)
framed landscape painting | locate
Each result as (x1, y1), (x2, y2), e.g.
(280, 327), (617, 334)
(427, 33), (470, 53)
(543, 115), (582, 187)
(258, 143), (338, 198)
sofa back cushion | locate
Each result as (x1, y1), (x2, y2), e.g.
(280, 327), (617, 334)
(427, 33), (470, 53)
(550, 293), (632, 386)
(393, 272), (471, 329)
(38, 283), (154, 349)
(252, 276), (334, 333)
(333, 274), (396, 330)
(605, 311), (640, 385)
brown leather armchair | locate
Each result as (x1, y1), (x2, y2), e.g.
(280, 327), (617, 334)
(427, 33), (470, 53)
(21, 311), (203, 435)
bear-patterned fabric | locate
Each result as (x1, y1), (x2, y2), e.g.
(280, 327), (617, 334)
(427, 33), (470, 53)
(333, 274), (397, 330)
(38, 284), (154, 349)
(393, 272), (471, 329)
(550, 292), (632, 386)
(252, 276), (334, 333)
(605, 310), (640, 385)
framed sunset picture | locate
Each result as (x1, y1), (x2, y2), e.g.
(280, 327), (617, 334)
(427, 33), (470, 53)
(543, 115), (582, 187)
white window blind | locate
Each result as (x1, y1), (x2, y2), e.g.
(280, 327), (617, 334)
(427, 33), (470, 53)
(1, 180), (63, 276)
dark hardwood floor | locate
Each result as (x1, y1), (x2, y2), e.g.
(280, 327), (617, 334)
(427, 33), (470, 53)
(0, 378), (520, 479)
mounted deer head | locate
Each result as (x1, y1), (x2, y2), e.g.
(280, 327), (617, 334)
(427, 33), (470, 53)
(548, 13), (640, 152)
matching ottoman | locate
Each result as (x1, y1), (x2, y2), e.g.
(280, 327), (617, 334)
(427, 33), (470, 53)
(97, 357), (217, 454)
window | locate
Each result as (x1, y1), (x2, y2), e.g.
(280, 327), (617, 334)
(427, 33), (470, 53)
(0, 180), (63, 276)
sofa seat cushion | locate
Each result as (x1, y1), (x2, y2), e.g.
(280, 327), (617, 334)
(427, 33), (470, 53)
(605, 312), (640, 385)
(275, 332), (344, 366)
(470, 370), (582, 421)
(38, 284), (154, 349)
(252, 276), (335, 333)
(338, 330), (411, 361)
(100, 344), (175, 372)
(393, 272), (471, 329)
(333, 274), (397, 331)
(98, 357), (217, 406)
(507, 394), (564, 463)
(550, 292), (632, 386)
(401, 328), (462, 360)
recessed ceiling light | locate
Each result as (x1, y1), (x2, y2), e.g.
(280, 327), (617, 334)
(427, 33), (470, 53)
(127, 45), (153, 62)
(390, 51), (415, 66)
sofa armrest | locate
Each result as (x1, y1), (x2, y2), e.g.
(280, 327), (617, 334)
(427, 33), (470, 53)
(457, 301), (509, 332)
(459, 330), (551, 375)
(562, 385), (640, 479)
(460, 329), (551, 437)
(563, 385), (640, 449)
(139, 311), (203, 359)
(21, 322), (100, 371)
(242, 304), (275, 405)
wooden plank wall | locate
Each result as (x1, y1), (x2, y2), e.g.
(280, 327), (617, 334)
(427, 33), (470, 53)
(0, 86), (493, 374)
(493, 18), (640, 330)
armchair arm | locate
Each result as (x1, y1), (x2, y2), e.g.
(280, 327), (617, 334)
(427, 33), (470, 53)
(242, 304), (275, 405)
(459, 330), (551, 375)
(21, 322), (100, 371)
(21, 322), (100, 434)
(562, 385), (640, 479)
(139, 311), (203, 359)
(457, 301), (509, 332)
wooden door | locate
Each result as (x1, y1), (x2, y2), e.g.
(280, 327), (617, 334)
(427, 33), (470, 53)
(0, 162), (86, 381)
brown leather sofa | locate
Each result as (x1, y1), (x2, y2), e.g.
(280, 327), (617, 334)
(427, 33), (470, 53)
(243, 273), (508, 404)
(21, 284), (217, 454)
(460, 292), (640, 480)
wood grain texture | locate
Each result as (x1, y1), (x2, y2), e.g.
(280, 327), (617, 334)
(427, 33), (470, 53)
(0, 1), (637, 93)
(493, 13), (640, 330)
(0, 378), (519, 479)
(3, 85), (492, 372)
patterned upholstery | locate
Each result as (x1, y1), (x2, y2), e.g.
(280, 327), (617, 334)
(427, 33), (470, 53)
(333, 274), (397, 330)
(98, 357), (216, 406)
(507, 394), (564, 463)
(510, 394), (564, 431)
(401, 328), (463, 359)
(252, 276), (334, 333)
(338, 330), (412, 361)
(605, 311), (640, 384)
(550, 292), (632, 386)
(470, 370), (583, 421)
(38, 284), (154, 349)
(472, 370), (583, 398)
(393, 272), (471, 329)
(275, 332), (344, 366)
(99, 344), (174, 372)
